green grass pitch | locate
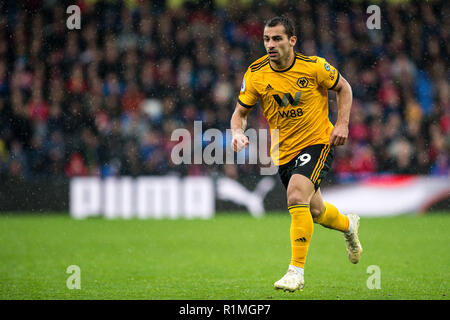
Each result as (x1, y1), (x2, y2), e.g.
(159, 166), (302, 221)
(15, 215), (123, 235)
(0, 212), (449, 300)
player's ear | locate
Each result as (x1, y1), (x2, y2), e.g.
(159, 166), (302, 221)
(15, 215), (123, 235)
(290, 36), (297, 47)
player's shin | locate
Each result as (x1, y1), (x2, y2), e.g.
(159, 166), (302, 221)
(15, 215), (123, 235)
(314, 201), (350, 233)
(288, 205), (314, 269)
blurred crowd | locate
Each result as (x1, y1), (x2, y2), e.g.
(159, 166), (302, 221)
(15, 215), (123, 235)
(0, 0), (448, 183)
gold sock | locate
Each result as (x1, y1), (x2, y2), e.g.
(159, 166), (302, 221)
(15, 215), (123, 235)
(314, 202), (350, 233)
(288, 204), (314, 269)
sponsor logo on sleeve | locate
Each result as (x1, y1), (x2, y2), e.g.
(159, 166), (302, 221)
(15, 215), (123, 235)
(241, 79), (246, 92)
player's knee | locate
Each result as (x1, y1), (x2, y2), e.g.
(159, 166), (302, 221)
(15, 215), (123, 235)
(309, 206), (322, 218)
(286, 174), (315, 207)
(287, 192), (310, 207)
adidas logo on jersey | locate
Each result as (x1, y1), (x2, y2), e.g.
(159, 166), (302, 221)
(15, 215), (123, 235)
(266, 84), (274, 91)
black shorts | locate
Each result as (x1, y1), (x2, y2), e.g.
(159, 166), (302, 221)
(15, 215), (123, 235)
(278, 144), (334, 191)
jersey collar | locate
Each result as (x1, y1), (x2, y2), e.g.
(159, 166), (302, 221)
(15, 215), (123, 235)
(269, 54), (296, 73)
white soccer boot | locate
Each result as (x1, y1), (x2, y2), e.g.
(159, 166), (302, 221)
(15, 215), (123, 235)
(344, 214), (363, 264)
(274, 266), (304, 292)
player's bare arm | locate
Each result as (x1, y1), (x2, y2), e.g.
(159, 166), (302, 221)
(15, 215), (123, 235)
(329, 75), (353, 147)
(230, 102), (251, 152)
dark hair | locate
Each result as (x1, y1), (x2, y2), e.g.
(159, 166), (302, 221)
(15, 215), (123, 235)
(265, 16), (296, 38)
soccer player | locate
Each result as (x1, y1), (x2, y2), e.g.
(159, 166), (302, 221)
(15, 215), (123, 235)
(230, 16), (362, 291)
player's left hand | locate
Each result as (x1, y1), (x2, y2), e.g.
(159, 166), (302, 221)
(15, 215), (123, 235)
(329, 124), (349, 146)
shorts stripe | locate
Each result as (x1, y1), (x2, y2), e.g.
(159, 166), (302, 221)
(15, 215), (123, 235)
(310, 145), (330, 183)
(309, 145), (327, 182)
(312, 145), (330, 183)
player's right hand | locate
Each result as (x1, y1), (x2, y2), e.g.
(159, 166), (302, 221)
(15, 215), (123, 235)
(231, 133), (249, 152)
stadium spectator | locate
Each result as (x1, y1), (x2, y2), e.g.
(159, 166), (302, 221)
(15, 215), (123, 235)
(0, 0), (448, 183)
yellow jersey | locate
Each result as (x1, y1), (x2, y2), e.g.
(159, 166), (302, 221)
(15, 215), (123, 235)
(238, 52), (340, 166)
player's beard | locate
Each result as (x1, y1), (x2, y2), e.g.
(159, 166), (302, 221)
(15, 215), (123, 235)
(268, 50), (282, 63)
(269, 48), (290, 68)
